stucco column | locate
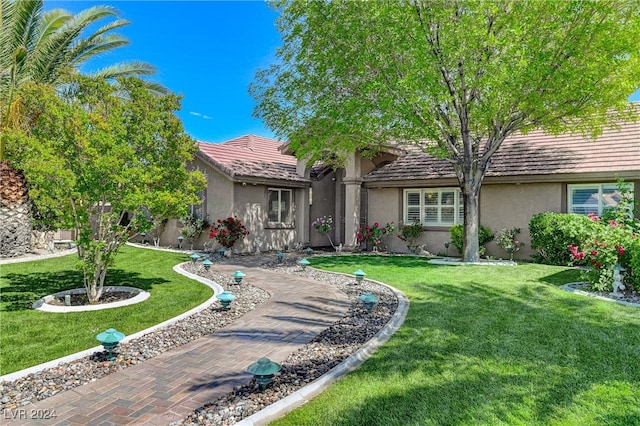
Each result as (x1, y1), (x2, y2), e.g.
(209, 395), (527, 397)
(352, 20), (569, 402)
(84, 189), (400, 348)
(295, 157), (311, 245)
(343, 153), (361, 250)
(295, 187), (310, 244)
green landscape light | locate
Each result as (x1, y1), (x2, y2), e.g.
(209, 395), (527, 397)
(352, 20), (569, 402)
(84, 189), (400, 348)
(216, 290), (236, 310)
(298, 258), (311, 270)
(96, 328), (125, 360)
(190, 253), (201, 263)
(353, 269), (367, 284)
(232, 270), (246, 284)
(305, 247), (313, 256)
(202, 259), (213, 271)
(359, 292), (378, 313)
(247, 357), (282, 389)
(276, 252), (285, 263)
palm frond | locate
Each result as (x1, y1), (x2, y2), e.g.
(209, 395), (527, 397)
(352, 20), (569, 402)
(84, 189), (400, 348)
(68, 34), (129, 67)
(90, 61), (157, 79)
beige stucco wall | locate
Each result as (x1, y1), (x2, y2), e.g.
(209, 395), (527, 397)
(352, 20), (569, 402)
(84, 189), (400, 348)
(480, 182), (562, 259)
(366, 182), (565, 259)
(232, 184), (297, 253)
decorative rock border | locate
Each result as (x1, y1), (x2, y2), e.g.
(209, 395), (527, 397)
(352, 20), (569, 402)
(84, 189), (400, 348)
(560, 282), (640, 308)
(32, 286), (150, 313)
(235, 269), (410, 426)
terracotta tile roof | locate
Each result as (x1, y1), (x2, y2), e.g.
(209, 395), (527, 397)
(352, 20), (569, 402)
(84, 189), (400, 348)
(364, 120), (640, 183)
(197, 135), (309, 183)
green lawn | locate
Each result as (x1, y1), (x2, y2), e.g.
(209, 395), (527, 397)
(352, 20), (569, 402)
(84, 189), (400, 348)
(273, 256), (640, 426)
(0, 246), (212, 375)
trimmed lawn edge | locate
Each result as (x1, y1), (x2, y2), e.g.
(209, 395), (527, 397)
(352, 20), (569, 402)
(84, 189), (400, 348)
(236, 268), (410, 426)
(0, 262), (223, 383)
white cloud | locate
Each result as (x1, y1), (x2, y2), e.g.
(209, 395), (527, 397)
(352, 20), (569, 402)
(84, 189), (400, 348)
(189, 111), (213, 120)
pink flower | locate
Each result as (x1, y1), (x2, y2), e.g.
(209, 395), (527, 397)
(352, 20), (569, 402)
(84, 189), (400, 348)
(608, 220), (618, 227)
(591, 250), (598, 257)
(587, 212), (600, 222)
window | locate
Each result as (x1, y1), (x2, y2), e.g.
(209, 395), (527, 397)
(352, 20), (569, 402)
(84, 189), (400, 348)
(404, 188), (463, 226)
(268, 188), (293, 224)
(568, 183), (634, 216)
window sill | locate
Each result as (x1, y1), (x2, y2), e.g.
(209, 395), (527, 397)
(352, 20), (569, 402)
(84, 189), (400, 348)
(265, 223), (295, 230)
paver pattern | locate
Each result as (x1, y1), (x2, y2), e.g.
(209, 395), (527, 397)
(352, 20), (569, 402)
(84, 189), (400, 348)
(6, 261), (350, 425)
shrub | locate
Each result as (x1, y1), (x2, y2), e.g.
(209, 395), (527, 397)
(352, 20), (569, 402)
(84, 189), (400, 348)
(450, 224), (494, 256)
(357, 222), (395, 251)
(209, 216), (249, 249)
(397, 219), (425, 252)
(568, 213), (637, 290)
(529, 212), (600, 265)
(312, 215), (335, 248)
(495, 227), (525, 260)
(629, 238), (640, 288)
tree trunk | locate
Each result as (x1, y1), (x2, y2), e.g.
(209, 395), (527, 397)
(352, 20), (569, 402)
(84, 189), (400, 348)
(0, 161), (32, 257)
(462, 184), (481, 262)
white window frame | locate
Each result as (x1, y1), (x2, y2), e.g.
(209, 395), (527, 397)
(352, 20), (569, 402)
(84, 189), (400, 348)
(267, 188), (293, 224)
(568, 182), (634, 216)
(404, 188), (464, 226)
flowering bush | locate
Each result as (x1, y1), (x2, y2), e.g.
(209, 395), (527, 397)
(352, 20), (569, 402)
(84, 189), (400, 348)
(312, 216), (335, 248)
(209, 216), (249, 249)
(397, 219), (425, 252)
(357, 222), (395, 251)
(495, 227), (525, 260)
(568, 212), (637, 290)
(450, 224), (494, 256)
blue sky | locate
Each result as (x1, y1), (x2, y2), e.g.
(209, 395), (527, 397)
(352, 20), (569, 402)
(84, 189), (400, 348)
(49, 1), (280, 143)
(47, 1), (640, 144)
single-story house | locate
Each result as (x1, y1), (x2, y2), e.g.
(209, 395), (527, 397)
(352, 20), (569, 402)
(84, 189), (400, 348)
(161, 120), (640, 260)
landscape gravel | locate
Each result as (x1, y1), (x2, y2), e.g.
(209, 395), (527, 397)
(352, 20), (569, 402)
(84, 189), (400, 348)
(175, 257), (397, 426)
(0, 253), (398, 426)
(0, 263), (270, 412)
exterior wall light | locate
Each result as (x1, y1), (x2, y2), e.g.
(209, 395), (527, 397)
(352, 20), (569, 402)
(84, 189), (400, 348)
(353, 269), (367, 284)
(96, 328), (125, 360)
(216, 290), (236, 310)
(202, 259), (213, 271)
(359, 292), (378, 313)
(232, 270), (246, 284)
(247, 357), (282, 389)
(298, 258), (311, 270)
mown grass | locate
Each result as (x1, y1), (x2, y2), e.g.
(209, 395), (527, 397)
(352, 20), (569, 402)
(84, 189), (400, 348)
(272, 256), (640, 426)
(0, 246), (212, 375)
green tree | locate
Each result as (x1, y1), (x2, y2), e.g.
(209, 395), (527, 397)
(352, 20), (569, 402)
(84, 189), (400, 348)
(252, 0), (640, 261)
(6, 76), (205, 303)
(0, 0), (163, 257)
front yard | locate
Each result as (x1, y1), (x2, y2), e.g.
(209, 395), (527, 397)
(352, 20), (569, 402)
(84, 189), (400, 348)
(273, 255), (640, 426)
(0, 246), (212, 375)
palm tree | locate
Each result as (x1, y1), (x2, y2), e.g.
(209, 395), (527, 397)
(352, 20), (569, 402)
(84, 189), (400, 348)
(0, 0), (164, 256)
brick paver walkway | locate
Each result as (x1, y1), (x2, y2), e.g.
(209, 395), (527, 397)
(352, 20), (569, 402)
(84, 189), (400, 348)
(7, 261), (350, 425)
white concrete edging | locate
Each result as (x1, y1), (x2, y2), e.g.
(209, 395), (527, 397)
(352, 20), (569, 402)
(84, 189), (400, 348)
(560, 282), (640, 308)
(235, 269), (410, 426)
(0, 262), (222, 383)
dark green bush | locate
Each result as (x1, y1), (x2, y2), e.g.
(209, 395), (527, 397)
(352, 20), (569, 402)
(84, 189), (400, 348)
(529, 212), (600, 265)
(629, 237), (640, 289)
(450, 224), (494, 256)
